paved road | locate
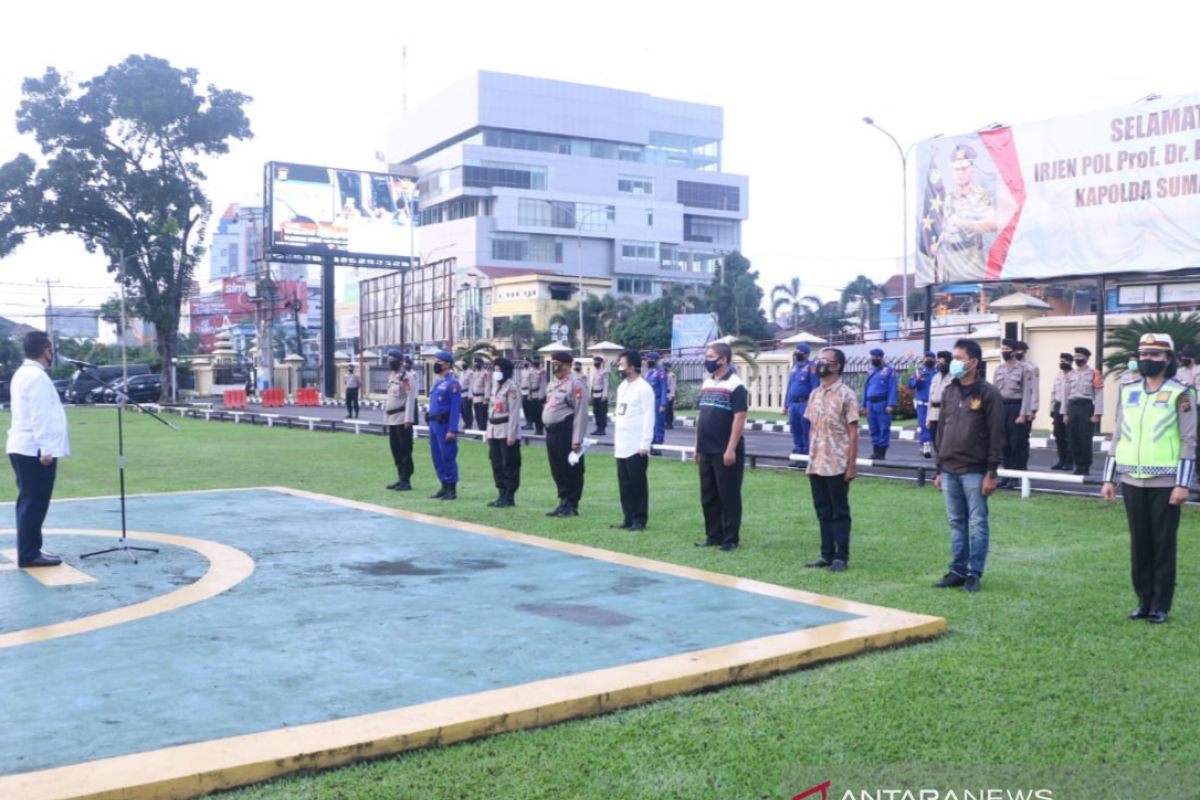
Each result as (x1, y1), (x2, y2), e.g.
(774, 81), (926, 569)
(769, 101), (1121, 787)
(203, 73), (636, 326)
(191, 400), (1135, 500)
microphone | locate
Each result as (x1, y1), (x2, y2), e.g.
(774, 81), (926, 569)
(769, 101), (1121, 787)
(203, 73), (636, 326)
(63, 358), (98, 368)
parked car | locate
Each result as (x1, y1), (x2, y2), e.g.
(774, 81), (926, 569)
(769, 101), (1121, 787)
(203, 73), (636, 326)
(67, 364), (151, 403)
(88, 373), (163, 404)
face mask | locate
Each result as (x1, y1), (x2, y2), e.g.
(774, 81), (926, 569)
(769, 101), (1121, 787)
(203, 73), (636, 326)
(388, 360), (400, 371)
(949, 359), (967, 379)
(1138, 359), (1167, 377)
(937, 362), (950, 374)
(616, 365), (628, 378)
(1126, 359), (1138, 372)
(433, 363), (445, 374)
(816, 361), (835, 377)
(594, 362), (602, 369)
(870, 358), (882, 367)
(1181, 358), (1194, 366)
(493, 370), (503, 383)
(924, 359), (935, 368)
(704, 359), (722, 374)
(1060, 362), (1072, 371)
(1014, 352), (1025, 361)
(1001, 351), (1014, 361)
(1074, 358), (1087, 367)
(574, 366), (582, 372)
(647, 362), (658, 370)
(794, 353), (805, 362)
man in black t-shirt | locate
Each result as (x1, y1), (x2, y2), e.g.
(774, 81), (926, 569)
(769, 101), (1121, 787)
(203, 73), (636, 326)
(693, 342), (748, 551)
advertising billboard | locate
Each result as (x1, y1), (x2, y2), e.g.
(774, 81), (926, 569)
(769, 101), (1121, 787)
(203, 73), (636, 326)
(265, 162), (417, 258)
(915, 92), (1200, 286)
(671, 313), (720, 356)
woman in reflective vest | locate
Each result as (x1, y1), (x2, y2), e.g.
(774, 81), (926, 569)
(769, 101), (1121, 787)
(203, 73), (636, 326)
(1101, 333), (1196, 624)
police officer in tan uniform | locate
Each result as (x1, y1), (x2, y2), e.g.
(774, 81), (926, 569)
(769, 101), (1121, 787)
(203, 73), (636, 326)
(459, 361), (475, 430)
(519, 360), (533, 430)
(527, 359), (547, 435)
(589, 356), (610, 436)
(469, 357), (491, 432)
(383, 349), (418, 491)
(1050, 352), (1074, 470)
(485, 357), (522, 508)
(665, 360), (678, 429)
(1063, 346), (1103, 476)
(542, 351), (589, 517)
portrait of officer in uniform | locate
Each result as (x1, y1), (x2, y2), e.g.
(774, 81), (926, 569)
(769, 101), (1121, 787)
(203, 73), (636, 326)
(936, 144), (999, 282)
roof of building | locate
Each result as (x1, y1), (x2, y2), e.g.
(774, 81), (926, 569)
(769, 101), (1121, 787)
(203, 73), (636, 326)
(988, 291), (1052, 310)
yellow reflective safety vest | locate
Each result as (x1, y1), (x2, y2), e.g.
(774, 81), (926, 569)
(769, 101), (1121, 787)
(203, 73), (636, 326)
(1113, 380), (1186, 479)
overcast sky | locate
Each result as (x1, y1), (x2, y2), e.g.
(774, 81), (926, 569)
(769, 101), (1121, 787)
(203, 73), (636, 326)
(3, 0), (1198, 325)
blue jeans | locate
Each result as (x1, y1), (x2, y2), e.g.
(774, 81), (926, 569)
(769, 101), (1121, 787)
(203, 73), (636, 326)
(941, 470), (989, 578)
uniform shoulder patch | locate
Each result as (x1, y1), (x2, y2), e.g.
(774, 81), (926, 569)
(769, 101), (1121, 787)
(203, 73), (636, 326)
(451, 383), (460, 393)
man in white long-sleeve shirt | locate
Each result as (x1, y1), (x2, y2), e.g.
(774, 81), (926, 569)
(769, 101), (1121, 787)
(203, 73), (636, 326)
(5, 331), (70, 567)
(611, 349), (657, 531)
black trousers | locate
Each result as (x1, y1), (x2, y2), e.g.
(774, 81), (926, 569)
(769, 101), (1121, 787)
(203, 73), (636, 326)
(616, 454), (649, 526)
(488, 438), (522, 499)
(521, 396), (532, 428)
(1001, 399), (1030, 470)
(808, 473), (851, 562)
(388, 424), (414, 481)
(473, 401), (488, 431)
(460, 396), (474, 429)
(9, 454), (57, 563)
(592, 398), (609, 433)
(1051, 411), (1071, 466)
(1067, 399), (1095, 469)
(698, 450), (743, 546)
(531, 398), (545, 435)
(546, 418), (584, 506)
(666, 399), (675, 429)
(928, 420), (939, 455)
(1122, 484), (1180, 613)
(345, 387), (359, 417)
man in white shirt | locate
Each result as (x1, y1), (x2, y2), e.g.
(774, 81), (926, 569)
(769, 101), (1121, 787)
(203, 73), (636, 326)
(5, 331), (70, 567)
(611, 350), (657, 531)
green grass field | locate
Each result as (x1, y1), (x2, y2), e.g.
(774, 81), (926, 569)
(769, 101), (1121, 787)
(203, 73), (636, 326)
(2, 408), (1196, 799)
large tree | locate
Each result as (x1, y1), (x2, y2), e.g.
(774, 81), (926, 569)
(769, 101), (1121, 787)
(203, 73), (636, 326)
(710, 251), (769, 341)
(0, 55), (253, 400)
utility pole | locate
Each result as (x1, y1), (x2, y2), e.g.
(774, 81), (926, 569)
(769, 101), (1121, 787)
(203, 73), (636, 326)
(41, 278), (62, 365)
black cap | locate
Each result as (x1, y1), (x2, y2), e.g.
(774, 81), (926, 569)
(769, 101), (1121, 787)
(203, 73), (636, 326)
(1001, 338), (1017, 349)
(1074, 346), (1091, 358)
(1059, 352), (1073, 361)
(1014, 340), (1029, 351)
(550, 351), (573, 365)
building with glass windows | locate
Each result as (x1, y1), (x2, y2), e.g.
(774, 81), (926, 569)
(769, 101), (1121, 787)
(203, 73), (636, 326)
(388, 71), (748, 344)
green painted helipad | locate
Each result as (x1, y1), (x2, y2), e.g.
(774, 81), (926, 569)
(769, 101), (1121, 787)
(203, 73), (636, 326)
(0, 487), (944, 799)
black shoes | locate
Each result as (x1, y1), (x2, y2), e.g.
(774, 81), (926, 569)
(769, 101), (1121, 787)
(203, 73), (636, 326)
(719, 542), (738, 552)
(963, 575), (981, 593)
(19, 553), (63, 568)
(388, 480), (412, 491)
(829, 559), (847, 572)
(805, 558), (832, 568)
(694, 540), (719, 548)
(430, 483), (447, 499)
(440, 484), (457, 501)
(546, 503), (565, 517)
(1147, 611), (1168, 624)
(629, 522), (645, 531)
(386, 480), (402, 490)
(1072, 466), (1090, 476)
(610, 521), (632, 529)
(547, 503), (578, 517)
(489, 495), (514, 508)
(870, 446), (888, 460)
(1129, 607), (1149, 620)
(933, 572), (967, 588)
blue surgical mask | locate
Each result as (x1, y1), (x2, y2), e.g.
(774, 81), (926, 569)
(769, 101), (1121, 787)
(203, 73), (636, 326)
(949, 359), (967, 379)
(1127, 359), (1138, 372)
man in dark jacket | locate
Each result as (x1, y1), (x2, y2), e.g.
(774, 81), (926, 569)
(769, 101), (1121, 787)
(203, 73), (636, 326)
(933, 338), (1005, 593)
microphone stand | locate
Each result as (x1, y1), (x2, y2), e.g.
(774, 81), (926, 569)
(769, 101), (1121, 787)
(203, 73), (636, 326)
(77, 365), (179, 564)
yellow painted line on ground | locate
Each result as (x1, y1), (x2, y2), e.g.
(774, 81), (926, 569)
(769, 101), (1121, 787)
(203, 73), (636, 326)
(0, 549), (97, 586)
(0, 530), (255, 650)
(0, 487), (944, 800)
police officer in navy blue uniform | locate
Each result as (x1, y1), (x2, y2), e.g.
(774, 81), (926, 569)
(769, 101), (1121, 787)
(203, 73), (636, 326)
(785, 343), (819, 455)
(644, 351), (668, 445)
(426, 350), (462, 500)
(908, 351), (937, 458)
(860, 347), (898, 460)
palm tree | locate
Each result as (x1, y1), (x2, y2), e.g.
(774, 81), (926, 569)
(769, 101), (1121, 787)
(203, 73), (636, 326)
(1102, 311), (1200, 376)
(587, 293), (635, 340)
(454, 341), (497, 364)
(507, 318), (535, 357)
(840, 275), (881, 335)
(771, 277), (804, 330)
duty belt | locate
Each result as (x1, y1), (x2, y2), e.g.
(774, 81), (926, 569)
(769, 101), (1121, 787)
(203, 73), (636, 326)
(489, 415), (509, 424)
(428, 412), (450, 423)
(866, 396), (887, 403)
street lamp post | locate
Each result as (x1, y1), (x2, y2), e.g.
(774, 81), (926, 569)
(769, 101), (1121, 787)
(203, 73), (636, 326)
(863, 119), (941, 337)
(547, 201), (611, 353)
